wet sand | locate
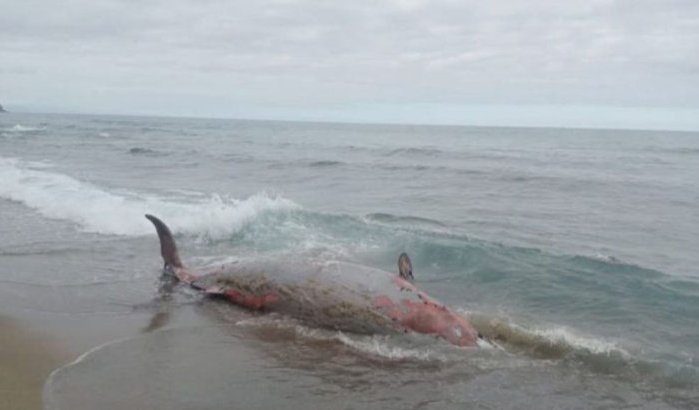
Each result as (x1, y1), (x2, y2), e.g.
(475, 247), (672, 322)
(0, 307), (173, 410)
(0, 315), (63, 410)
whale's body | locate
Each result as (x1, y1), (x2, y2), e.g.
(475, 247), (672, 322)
(146, 214), (479, 346)
(193, 257), (407, 334)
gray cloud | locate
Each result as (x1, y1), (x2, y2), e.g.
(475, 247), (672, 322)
(1, 0), (698, 128)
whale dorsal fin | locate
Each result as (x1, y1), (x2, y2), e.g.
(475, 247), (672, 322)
(145, 214), (183, 269)
(398, 252), (414, 282)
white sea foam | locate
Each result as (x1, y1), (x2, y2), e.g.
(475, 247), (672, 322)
(465, 309), (629, 357)
(333, 332), (446, 361)
(5, 124), (45, 132)
(237, 315), (445, 361)
(0, 157), (298, 238)
(593, 253), (623, 264)
(527, 326), (629, 356)
(43, 335), (136, 410)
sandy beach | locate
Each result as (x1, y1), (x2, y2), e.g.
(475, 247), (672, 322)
(0, 315), (62, 410)
(0, 306), (173, 410)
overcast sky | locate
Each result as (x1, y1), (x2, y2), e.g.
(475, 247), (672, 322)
(2, 0), (698, 130)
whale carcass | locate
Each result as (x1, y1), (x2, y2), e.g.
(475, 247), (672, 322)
(146, 214), (479, 346)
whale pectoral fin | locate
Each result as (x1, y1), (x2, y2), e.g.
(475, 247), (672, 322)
(398, 252), (414, 282)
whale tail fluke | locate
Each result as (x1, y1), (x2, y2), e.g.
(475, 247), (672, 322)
(398, 252), (414, 282)
(145, 214), (187, 281)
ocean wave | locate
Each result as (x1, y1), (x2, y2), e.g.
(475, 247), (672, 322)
(467, 311), (699, 390)
(385, 147), (445, 157)
(643, 146), (699, 156)
(308, 160), (345, 167)
(375, 163), (431, 171)
(3, 124), (46, 132)
(0, 157), (298, 238)
(591, 253), (624, 264)
(467, 312), (629, 359)
(370, 162), (486, 175)
(333, 332), (446, 362)
(364, 212), (446, 227)
(127, 147), (167, 157)
(232, 299), (643, 366)
(236, 315), (446, 362)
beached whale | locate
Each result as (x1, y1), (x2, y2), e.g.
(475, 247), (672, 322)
(146, 214), (479, 346)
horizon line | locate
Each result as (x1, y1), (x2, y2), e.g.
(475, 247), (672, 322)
(3, 106), (699, 134)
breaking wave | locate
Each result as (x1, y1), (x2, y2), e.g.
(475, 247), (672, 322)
(364, 212), (446, 227)
(236, 315), (447, 362)
(0, 157), (298, 238)
(3, 124), (46, 132)
(468, 312), (629, 359)
(468, 311), (699, 388)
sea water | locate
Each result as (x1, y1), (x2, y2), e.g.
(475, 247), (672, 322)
(1, 113), (698, 409)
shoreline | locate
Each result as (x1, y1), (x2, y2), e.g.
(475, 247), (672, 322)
(0, 308), (166, 410)
(0, 315), (64, 410)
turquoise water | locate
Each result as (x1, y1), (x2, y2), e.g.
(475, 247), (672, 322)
(1, 113), (698, 409)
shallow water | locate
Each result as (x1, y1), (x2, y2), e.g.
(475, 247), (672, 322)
(1, 113), (698, 409)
